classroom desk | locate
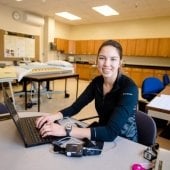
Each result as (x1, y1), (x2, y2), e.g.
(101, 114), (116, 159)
(146, 86), (170, 121)
(0, 112), (169, 170)
(22, 73), (79, 112)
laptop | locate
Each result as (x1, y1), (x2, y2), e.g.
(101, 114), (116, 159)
(2, 85), (88, 148)
(2, 86), (60, 147)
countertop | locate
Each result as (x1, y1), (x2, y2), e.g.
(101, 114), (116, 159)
(123, 56), (170, 68)
(71, 56), (170, 69)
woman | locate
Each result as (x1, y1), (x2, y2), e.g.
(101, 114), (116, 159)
(36, 40), (138, 142)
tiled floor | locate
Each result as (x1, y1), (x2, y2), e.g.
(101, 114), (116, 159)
(1, 79), (170, 150)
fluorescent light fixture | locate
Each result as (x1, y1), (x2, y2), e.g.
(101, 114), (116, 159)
(55, 12), (81, 20)
(92, 5), (119, 16)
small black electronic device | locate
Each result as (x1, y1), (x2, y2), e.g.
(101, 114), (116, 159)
(143, 143), (159, 161)
(65, 144), (83, 157)
(52, 138), (103, 157)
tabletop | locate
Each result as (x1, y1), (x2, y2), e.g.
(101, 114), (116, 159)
(0, 112), (169, 170)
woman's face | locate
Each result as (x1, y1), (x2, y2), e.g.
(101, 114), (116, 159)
(97, 45), (121, 79)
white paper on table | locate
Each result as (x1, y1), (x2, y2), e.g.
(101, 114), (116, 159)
(147, 94), (170, 111)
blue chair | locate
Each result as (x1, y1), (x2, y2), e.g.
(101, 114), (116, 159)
(163, 74), (170, 86)
(0, 103), (10, 121)
(0, 103), (8, 114)
(141, 77), (168, 128)
(141, 77), (164, 101)
(136, 110), (157, 146)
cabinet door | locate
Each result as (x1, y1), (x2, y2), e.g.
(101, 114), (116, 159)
(154, 69), (166, 81)
(0, 29), (4, 60)
(76, 64), (90, 80)
(90, 66), (99, 79)
(54, 38), (68, 53)
(135, 39), (147, 56)
(122, 67), (132, 77)
(141, 69), (154, 84)
(158, 38), (170, 57)
(126, 39), (136, 56)
(87, 40), (95, 54)
(68, 40), (75, 54)
(146, 38), (159, 56)
(81, 40), (88, 54)
(75, 40), (87, 54)
(75, 40), (81, 54)
(119, 39), (128, 55)
(94, 40), (104, 54)
(131, 68), (143, 87)
(63, 39), (69, 53)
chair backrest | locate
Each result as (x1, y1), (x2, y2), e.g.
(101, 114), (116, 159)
(141, 77), (164, 101)
(0, 103), (8, 114)
(136, 110), (157, 146)
(163, 74), (170, 86)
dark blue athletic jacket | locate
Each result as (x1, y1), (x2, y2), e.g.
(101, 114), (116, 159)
(60, 74), (138, 142)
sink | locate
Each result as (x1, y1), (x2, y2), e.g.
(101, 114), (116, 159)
(76, 61), (89, 64)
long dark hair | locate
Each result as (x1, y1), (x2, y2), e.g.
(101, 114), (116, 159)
(97, 40), (123, 60)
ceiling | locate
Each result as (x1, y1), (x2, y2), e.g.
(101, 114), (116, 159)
(0, 0), (170, 25)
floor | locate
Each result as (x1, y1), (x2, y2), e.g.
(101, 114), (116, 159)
(1, 79), (170, 150)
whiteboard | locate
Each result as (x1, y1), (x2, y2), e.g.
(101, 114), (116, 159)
(4, 34), (35, 58)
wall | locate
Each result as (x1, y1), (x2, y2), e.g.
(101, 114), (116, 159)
(0, 4), (72, 62)
(0, 4), (44, 60)
(55, 21), (71, 39)
(1, 3), (170, 62)
(69, 17), (170, 40)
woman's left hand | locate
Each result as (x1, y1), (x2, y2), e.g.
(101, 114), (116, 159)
(39, 122), (66, 137)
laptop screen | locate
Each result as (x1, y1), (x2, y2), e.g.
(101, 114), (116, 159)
(2, 86), (20, 127)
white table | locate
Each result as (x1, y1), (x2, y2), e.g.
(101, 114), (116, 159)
(146, 86), (170, 121)
(0, 112), (169, 170)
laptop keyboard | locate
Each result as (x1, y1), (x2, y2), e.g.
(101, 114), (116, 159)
(20, 117), (52, 145)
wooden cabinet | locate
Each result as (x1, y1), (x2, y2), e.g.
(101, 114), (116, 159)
(122, 67), (132, 77)
(68, 40), (75, 54)
(157, 38), (170, 57)
(126, 39), (136, 56)
(122, 67), (143, 87)
(135, 39), (147, 56)
(94, 40), (104, 54)
(154, 69), (166, 81)
(89, 65), (99, 79)
(54, 38), (68, 53)
(131, 68), (143, 87)
(87, 40), (95, 54)
(122, 66), (169, 88)
(75, 40), (87, 54)
(0, 29), (5, 60)
(141, 69), (154, 80)
(119, 39), (128, 55)
(76, 64), (91, 80)
(146, 38), (159, 56)
(75, 40), (95, 54)
(53, 38), (170, 57)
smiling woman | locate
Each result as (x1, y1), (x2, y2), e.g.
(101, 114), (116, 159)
(35, 40), (139, 144)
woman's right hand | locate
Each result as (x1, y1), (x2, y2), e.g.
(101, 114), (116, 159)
(35, 112), (63, 129)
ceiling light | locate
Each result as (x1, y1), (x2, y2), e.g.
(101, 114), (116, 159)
(92, 5), (119, 16)
(15, 0), (23, 2)
(55, 12), (81, 21)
